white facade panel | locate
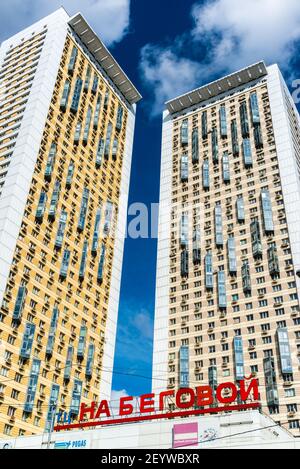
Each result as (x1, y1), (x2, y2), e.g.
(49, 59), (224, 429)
(152, 110), (173, 394)
(267, 64), (300, 296)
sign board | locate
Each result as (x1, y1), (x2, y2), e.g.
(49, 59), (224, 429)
(54, 439), (89, 450)
(54, 378), (260, 432)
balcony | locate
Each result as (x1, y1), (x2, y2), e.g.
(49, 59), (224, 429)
(283, 381), (293, 388)
(288, 411), (296, 419)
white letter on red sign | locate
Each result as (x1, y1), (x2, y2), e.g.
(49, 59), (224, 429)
(119, 396), (134, 416)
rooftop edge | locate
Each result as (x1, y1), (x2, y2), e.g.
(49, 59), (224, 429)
(165, 61), (267, 115)
(68, 13), (142, 106)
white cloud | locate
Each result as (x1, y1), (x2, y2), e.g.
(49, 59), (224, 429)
(140, 0), (300, 115)
(192, 0), (300, 70)
(130, 308), (153, 339)
(0, 0), (130, 46)
(140, 45), (205, 116)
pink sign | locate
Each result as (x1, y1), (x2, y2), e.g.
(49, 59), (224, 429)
(173, 422), (198, 449)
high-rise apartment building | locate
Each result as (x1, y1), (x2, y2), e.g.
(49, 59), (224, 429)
(0, 8), (141, 437)
(153, 62), (300, 433)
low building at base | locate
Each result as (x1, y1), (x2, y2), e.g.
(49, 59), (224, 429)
(0, 411), (299, 449)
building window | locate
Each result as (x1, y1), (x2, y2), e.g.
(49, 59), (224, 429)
(24, 359), (41, 413)
(179, 346), (189, 387)
(211, 127), (218, 163)
(70, 78), (83, 113)
(48, 180), (60, 220)
(35, 191), (47, 221)
(242, 261), (251, 294)
(215, 204), (223, 247)
(60, 80), (71, 112)
(181, 119), (188, 146)
(201, 111), (208, 140)
(20, 322), (35, 360)
(242, 138), (252, 167)
(94, 94), (102, 130)
(240, 102), (249, 138)
(249, 92), (260, 125)
(261, 190), (274, 233)
(236, 196), (245, 222)
(78, 187), (89, 232)
(60, 250), (71, 279)
(251, 219), (262, 259)
(222, 151), (230, 182)
(46, 307), (59, 357)
(68, 46), (78, 74)
(205, 252), (213, 290)
(217, 271), (227, 309)
(181, 154), (189, 182)
(231, 119), (239, 156)
(202, 160), (210, 189)
(219, 105), (227, 138)
(13, 286), (27, 323)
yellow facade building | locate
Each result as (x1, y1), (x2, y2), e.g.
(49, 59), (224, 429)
(0, 8), (141, 437)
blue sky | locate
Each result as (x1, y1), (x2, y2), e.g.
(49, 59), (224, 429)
(1, 0), (300, 399)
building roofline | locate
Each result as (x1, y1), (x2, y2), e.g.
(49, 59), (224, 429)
(68, 13), (142, 106)
(165, 61), (267, 115)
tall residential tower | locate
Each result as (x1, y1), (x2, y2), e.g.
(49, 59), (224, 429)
(0, 8), (141, 437)
(153, 62), (300, 433)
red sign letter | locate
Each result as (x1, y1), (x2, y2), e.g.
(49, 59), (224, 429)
(79, 402), (96, 422)
(176, 388), (195, 409)
(119, 396), (134, 416)
(196, 386), (214, 407)
(95, 400), (111, 419)
(216, 382), (238, 404)
(140, 393), (155, 414)
(240, 379), (259, 402)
